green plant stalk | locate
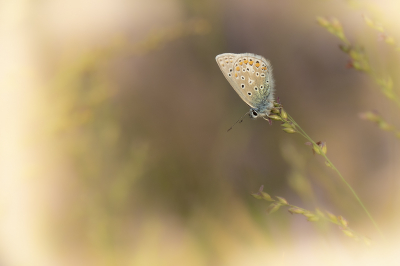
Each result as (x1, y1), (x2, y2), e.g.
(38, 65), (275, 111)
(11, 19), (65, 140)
(285, 113), (385, 239)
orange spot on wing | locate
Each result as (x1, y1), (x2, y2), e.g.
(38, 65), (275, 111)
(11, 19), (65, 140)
(239, 62), (243, 65)
(235, 73), (238, 77)
(255, 63), (260, 68)
(243, 59), (248, 64)
(249, 60), (254, 66)
(262, 66), (267, 71)
(236, 66), (240, 71)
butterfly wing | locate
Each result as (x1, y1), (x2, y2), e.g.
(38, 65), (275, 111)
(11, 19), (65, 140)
(215, 53), (246, 103)
(216, 53), (275, 112)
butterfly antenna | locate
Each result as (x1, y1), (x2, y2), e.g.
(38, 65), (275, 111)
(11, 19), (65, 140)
(227, 111), (250, 132)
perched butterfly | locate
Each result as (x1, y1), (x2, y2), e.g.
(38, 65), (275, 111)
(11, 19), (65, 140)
(215, 53), (275, 122)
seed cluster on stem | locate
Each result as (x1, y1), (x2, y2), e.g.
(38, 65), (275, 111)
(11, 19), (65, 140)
(252, 185), (372, 244)
(264, 100), (385, 240)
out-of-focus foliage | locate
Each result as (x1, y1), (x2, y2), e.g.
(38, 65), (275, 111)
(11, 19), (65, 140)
(1, 0), (400, 265)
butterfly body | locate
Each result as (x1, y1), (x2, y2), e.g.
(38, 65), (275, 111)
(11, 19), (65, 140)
(215, 53), (275, 119)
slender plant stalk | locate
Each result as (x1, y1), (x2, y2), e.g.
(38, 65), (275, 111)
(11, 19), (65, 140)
(282, 113), (385, 239)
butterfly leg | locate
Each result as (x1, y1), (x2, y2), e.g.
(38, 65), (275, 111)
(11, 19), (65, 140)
(263, 116), (273, 125)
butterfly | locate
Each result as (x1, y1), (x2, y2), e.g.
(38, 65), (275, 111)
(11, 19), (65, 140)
(215, 53), (275, 121)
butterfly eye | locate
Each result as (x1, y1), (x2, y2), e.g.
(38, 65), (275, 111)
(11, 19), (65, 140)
(260, 85), (264, 89)
(252, 111), (258, 117)
(241, 84), (245, 89)
(228, 73), (231, 77)
(247, 92), (252, 96)
(254, 87), (258, 91)
(256, 72), (259, 76)
(261, 73), (265, 77)
(241, 76), (245, 80)
(229, 68), (233, 72)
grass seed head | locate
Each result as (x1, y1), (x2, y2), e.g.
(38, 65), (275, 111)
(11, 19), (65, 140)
(288, 207), (305, 215)
(342, 229), (355, 238)
(282, 128), (296, 134)
(269, 115), (282, 121)
(276, 196), (288, 205)
(280, 109), (288, 120)
(338, 215), (348, 228)
(267, 203), (281, 214)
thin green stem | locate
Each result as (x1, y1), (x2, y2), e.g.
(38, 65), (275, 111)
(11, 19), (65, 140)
(286, 114), (385, 239)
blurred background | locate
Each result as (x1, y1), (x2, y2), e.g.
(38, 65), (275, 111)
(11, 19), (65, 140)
(1, 0), (400, 265)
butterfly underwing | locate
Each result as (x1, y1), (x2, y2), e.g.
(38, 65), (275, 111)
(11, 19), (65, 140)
(216, 53), (275, 119)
